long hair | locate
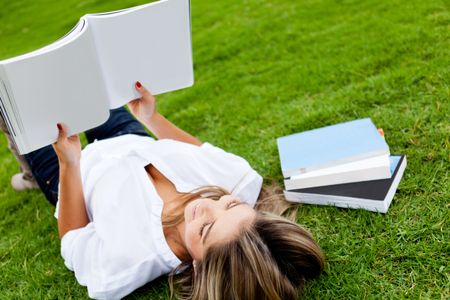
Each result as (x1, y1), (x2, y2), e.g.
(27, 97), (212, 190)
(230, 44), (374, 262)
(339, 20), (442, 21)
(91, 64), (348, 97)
(166, 183), (325, 300)
(162, 186), (230, 227)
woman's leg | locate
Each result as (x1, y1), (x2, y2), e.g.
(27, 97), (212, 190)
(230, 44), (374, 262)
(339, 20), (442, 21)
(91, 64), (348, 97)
(0, 114), (39, 191)
(7, 107), (149, 205)
(23, 146), (59, 205)
(85, 107), (150, 143)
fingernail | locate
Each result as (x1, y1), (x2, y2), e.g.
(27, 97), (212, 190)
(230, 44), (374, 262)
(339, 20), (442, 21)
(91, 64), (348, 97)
(57, 123), (62, 130)
(136, 81), (142, 88)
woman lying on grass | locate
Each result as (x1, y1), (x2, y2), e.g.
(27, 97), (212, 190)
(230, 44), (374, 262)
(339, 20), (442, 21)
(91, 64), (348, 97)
(1, 82), (324, 300)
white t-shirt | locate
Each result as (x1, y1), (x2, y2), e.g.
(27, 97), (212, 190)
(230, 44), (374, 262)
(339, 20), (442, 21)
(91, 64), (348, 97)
(55, 134), (263, 299)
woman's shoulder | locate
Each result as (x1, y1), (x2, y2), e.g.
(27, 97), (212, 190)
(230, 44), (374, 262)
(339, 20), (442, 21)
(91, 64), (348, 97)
(145, 139), (263, 204)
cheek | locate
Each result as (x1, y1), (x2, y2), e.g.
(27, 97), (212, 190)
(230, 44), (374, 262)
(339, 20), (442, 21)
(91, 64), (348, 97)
(184, 223), (203, 260)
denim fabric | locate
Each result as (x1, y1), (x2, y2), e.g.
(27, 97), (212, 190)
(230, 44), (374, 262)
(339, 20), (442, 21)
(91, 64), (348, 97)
(24, 107), (150, 205)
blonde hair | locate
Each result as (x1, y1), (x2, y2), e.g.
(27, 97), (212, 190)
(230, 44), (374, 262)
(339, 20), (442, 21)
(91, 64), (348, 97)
(165, 183), (325, 300)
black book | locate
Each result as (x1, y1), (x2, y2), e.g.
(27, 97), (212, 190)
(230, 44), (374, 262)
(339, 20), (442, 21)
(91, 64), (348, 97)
(284, 155), (407, 213)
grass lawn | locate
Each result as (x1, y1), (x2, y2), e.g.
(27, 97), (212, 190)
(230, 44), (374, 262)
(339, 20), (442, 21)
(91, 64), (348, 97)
(0, 0), (449, 298)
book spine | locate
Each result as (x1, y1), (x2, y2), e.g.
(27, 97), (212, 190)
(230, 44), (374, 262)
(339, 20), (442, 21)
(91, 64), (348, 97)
(0, 82), (22, 153)
(283, 191), (388, 213)
(381, 156), (407, 213)
(0, 67), (25, 153)
(284, 165), (391, 190)
(0, 67), (15, 136)
(0, 88), (16, 136)
(284, 150), (391, 178)
(0, 71), (24, 135)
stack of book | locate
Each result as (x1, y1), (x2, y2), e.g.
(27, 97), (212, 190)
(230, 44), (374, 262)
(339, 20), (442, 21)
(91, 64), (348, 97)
(277, 118), (406, 213)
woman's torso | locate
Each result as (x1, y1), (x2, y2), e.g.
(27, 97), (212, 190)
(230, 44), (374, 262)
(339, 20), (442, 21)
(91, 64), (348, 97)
(56, 134), (263, 298)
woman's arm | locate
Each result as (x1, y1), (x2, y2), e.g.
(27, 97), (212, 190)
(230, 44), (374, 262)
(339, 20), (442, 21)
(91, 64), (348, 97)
(143, 112), (202, 146)
(52, 123), (89, 238)
(58, 162), (88, 238)
(127, 81), (202, 146)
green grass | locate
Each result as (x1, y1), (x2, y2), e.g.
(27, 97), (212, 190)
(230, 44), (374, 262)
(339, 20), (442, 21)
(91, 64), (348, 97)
(0, 0), (449, 298)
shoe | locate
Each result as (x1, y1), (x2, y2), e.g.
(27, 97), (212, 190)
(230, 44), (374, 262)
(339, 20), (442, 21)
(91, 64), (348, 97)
(11, 173), (39, 191)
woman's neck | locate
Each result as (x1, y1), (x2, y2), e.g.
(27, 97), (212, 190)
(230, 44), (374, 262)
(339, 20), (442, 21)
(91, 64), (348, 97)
(163, 221), (189, 261)
(144, 164), (191, 261)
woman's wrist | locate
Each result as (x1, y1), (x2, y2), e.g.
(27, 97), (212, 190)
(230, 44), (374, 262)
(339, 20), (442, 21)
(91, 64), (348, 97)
(59, 160), (80, 170)
(143, 112), (162, 129)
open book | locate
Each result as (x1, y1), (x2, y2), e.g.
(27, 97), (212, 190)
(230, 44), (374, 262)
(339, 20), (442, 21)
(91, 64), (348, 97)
(0, 0), (193, 154)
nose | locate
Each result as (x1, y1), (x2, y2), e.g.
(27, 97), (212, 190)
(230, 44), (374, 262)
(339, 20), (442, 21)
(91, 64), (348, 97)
(200, 199), (218, 216)
(200, 196), (229, 218)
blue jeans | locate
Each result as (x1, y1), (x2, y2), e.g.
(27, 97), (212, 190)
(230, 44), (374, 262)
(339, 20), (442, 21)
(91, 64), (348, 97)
(24, 107), (150, 206)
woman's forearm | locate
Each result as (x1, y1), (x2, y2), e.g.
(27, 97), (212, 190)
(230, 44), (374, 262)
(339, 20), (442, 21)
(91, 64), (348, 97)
(57, 162), (89, 238)
(144, 112), (202, 146)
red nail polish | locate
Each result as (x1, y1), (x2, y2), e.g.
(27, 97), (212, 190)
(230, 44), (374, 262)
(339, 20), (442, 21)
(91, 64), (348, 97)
(57, 123), (62, 130)
(136, 81), (142, 88)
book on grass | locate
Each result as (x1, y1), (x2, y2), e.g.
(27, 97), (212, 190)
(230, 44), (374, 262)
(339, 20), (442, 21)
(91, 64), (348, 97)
(0, 0), (193, 154)
(284, 154), (391, 190)
(277, 118), (390, 178)
(283, 155), (407, 213)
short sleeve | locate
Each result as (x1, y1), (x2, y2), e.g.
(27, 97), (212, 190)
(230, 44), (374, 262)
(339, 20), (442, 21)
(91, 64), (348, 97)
(200, 142), (263, 207)
(61, 223), (108, 298)
(61, 223), (154, 300)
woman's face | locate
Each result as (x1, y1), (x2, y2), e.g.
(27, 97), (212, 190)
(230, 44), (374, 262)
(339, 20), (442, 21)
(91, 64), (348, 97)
(183, 195), (256, 262)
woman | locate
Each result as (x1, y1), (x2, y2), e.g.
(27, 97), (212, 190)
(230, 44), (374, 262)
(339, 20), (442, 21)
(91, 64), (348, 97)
(2, 82), (325, 299)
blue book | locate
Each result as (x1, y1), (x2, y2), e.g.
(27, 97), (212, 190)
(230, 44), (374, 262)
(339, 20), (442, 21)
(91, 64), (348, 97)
(277, 118), (390, 178)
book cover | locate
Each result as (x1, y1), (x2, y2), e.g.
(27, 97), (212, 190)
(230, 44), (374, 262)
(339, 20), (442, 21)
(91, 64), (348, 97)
(277, 118), (390, 178)
(284, 155), (407, 213)
(0, 0), (193, 154)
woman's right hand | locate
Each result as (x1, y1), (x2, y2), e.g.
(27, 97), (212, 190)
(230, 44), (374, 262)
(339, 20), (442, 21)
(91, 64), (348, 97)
(52, 123), (81, 167)
(127, 81), (157, 125)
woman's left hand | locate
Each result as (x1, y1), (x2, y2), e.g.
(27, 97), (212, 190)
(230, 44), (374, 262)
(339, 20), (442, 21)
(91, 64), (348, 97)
(127, 81), (157, 125)
(52, 123), (81, 167)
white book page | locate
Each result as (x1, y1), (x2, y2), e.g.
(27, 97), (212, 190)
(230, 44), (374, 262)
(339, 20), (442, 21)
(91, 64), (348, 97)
(87, 0), (193, 108)
(1, 21), (110, 154)
(0, 20), (86, 65)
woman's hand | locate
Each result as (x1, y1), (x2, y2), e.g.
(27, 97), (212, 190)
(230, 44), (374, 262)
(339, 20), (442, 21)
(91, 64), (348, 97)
(127, 81), (157, 124)
(127, 80), (202, 145)
(52, 123), (81, 167)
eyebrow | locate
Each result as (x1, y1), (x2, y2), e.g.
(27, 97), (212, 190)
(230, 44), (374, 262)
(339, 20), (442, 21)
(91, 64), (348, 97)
(202, 202), (246, 245)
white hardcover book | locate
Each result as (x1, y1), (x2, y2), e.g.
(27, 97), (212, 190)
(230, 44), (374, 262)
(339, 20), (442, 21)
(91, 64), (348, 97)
(284, 154), (391, 190)
(0, 0), (193, 154)
(283, 155), (406, 213)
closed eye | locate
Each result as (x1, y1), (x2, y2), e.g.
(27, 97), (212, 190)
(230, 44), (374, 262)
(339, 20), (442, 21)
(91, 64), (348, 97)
(202, 202), (247, 244)
(199, 202), (239, 237)
(226, 199), (240, 209)
(199, 222), (211, 236)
